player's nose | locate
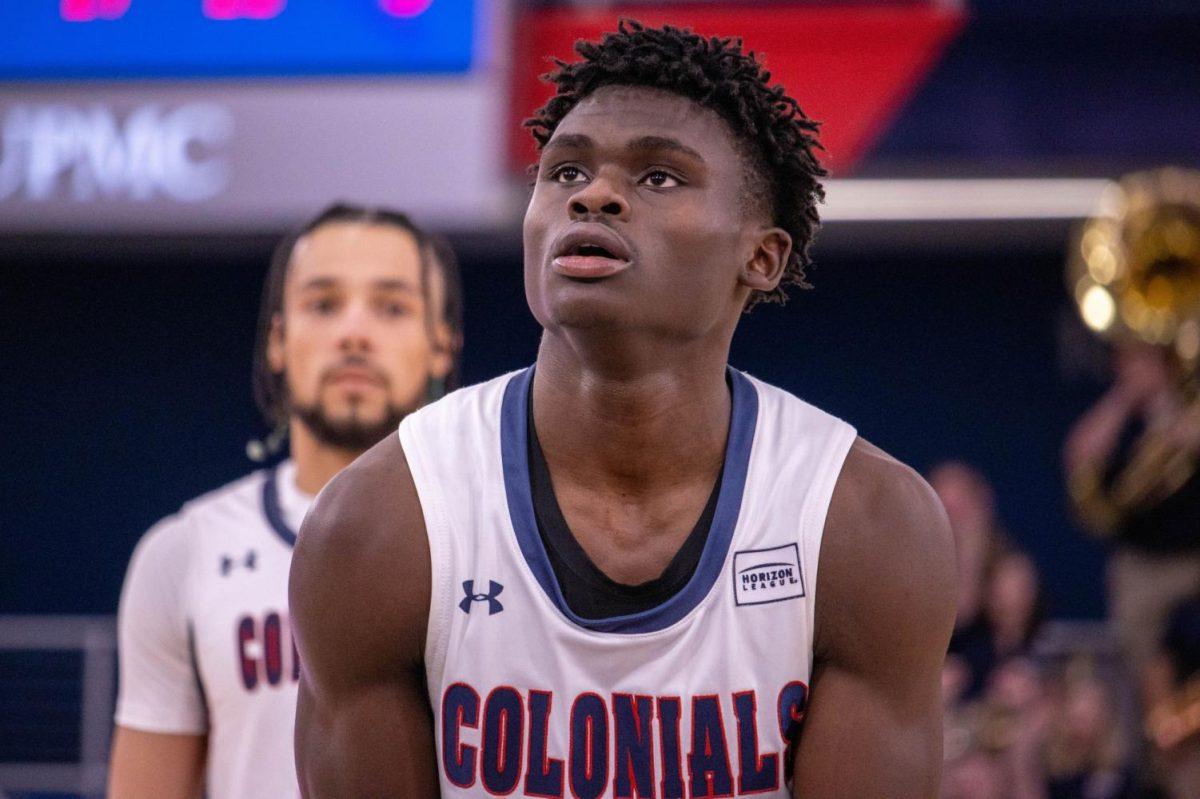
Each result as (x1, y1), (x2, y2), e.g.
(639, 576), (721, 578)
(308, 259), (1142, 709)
(334, 300), (375, 351)
(567, 173), (630, 221)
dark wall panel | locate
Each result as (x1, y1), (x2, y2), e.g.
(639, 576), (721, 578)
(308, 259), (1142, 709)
(0, 232), (1107, 618)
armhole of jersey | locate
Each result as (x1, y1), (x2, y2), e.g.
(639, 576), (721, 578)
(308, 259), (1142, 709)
(397, 424), (453, 694)
(186, 621), (210, 723)
(799, 422), (857, 677)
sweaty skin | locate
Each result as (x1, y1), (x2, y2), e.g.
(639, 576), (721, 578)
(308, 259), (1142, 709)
(292, 85), (955, 798)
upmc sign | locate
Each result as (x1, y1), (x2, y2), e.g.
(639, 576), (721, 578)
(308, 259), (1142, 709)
(510, 5), (965, 175)
(0, 1), (509, 233)
(0, 103), (233, 203)
(0, 79), (510, 233)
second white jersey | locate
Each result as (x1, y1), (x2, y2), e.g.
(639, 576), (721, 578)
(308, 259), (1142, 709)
(400, 367), (856, 798)
(114, 460), (312, 799)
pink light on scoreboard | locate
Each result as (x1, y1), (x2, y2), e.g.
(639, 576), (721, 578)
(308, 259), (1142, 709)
(61, 0), (131, 22)
(203, 0), (286, 20)
(62, 0), (433, 24)
(379, 0), (435, 19)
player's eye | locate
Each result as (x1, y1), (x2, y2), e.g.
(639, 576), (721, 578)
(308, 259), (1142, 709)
(549, 165), (588, 185)
(307, 297), (338, 315)
(379, 300), (410, 318)
(640, 169), (682, 189)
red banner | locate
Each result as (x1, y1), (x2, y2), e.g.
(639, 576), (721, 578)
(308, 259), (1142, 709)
(510, 4), (965, 175)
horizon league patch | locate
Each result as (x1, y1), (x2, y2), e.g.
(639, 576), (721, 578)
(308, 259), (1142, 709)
(733, 543), (805, 606)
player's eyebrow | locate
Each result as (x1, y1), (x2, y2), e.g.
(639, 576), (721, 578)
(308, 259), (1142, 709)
(296, 277), (418, 293)
(542, 133), (593, 154)
(372, 278), (419, 294)
(625, 135), (706, 163)
(296, 276), (338, 291)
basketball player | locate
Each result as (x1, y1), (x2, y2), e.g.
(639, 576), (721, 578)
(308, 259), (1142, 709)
(292, 22), (955, 798)
(107, 204), (462, 799)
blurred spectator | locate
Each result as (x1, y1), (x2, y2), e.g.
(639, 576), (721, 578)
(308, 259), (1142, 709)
(943, 749), (1007, 799)
(986, 552), (1047, 661)
(950, 550), (1046, 699)
(931, 461), (1010, 631)
(942, 658), (1047, 799)
(1064, 340), (1200, 691)
(1043, 662), (1134, 799)
(932, 462), (1045, 699)
(1144, 592), (1200, 798)
(931, 461), (1142, 798)
(942, 656), (1136, 799)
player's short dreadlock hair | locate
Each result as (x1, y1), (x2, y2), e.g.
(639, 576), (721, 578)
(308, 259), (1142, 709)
(525, 19), (826, 309)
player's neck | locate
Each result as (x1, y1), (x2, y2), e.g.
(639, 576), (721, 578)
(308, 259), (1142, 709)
(532, 331), (732, 493)
(288, 422), (361, 496)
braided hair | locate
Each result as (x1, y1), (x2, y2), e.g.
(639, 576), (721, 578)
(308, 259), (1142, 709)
(526, 20), (826, 309)
(251, 203), (464, 432)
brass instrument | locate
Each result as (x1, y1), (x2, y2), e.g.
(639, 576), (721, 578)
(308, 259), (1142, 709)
(1067, 168), (1200, 535)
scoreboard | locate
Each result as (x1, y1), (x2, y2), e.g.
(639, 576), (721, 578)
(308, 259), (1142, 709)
(0, 0), (504, 233)
(0, 0), (476, 80)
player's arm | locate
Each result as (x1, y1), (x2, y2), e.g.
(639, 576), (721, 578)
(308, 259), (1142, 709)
(108, 728), (205, 799)
(290, 433), (438, 798)
(792, 439), (957, 798)
(108, 518), (210, 799)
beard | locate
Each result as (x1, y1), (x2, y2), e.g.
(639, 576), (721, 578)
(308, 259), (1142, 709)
(290, 396), (409, 452)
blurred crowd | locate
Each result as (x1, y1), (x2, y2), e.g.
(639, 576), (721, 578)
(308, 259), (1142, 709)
(936, 342), (1200, 799)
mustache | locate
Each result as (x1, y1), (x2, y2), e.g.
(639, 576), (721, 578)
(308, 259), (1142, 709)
(319, 357), (390, 388)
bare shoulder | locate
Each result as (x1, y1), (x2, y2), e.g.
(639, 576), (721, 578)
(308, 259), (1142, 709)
(793, 439), (953, 795)
(291, 434), (442, 796)
(294, 433), (422, 570)
(290, 433), (430, 686)
(825, 437), (951, 552)
(814, 437), (956, 669)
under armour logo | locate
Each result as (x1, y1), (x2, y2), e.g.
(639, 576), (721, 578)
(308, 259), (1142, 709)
(459, 580), (504, 615)
(220, 550), (257, 576)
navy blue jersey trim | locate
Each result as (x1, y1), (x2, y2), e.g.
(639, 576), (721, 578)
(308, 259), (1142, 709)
(500, 366), (758, 634)
(186, 620), (210, 722)
(261, 466), (298, 548)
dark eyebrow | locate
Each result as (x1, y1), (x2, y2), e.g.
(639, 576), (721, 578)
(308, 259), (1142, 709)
(543, 133), (594, 153)
(372, 279), (419, 294)
(297, 277), (337, 291)
(625, 135), (706, 163)
(296, 277), (418, 293)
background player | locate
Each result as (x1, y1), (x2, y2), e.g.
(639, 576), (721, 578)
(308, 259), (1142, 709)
(292, 22), (955, 798)
(107, 204), (462, 799)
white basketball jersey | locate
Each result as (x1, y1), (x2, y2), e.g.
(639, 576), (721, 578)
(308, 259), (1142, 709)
(114, 460), (312, 799)
(400, 367), (856, 799)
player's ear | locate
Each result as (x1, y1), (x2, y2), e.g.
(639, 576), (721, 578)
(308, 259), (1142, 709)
(429, 320), (457, 381)
(266, 312), (286, 375)
(423, 255), (458, 381)
(738, 226), (792, 294)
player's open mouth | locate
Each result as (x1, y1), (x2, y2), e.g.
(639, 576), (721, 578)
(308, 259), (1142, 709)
(550, 225), (632, 279)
